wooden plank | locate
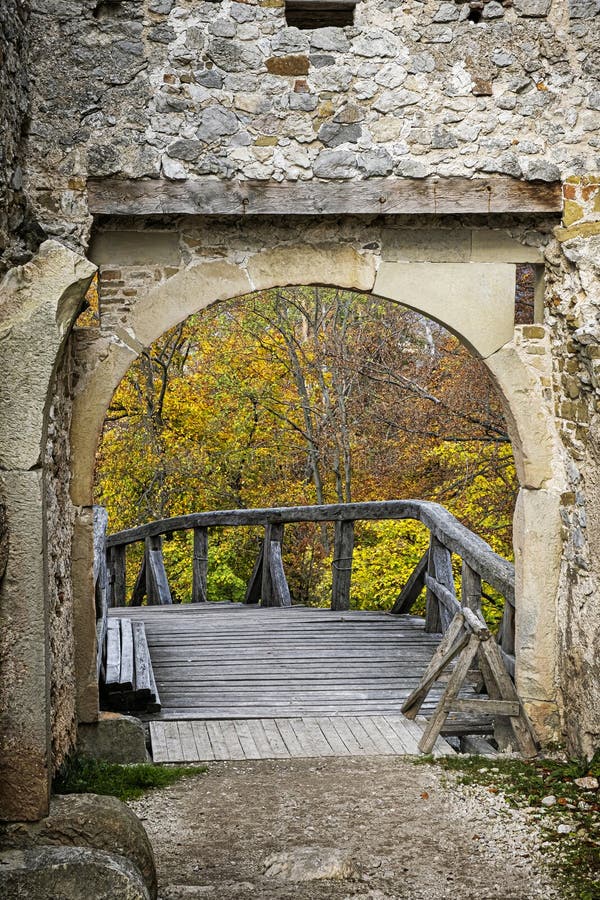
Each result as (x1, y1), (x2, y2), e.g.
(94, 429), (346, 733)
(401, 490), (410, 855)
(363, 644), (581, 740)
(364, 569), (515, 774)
(391, 550), (428, 615)
(218, 720), (247, 759)
(192, 527), (208, 604)
(260, 719), (291, 758)
(419, 634), (481, 754)
(119, 618), (134, 692)
(274, 718), (305, 757)
(205, 720), (234, 759)
(315, 717), (352, 755)
(147, 659), (162, 712)
(177, 722), (200, 762)
(290, 718), (335, 757)
(104, 618), (121, 689)
(343, 715), (382, 755)
(163, 721), (183, 762)
(190, 721), (215, 760)
(424, 537), (442, 634)
(331, 519), (354, 611)
(132, 621), (152, 696)
(149, 722), (169, 763)
(269, 541), (292, 607)
(233, 720), (262, 759)
(430, 539), (456, 632)
(452, 698), (520, 716)
(382, 716), (419, 754)
(88, 177), (563, 217)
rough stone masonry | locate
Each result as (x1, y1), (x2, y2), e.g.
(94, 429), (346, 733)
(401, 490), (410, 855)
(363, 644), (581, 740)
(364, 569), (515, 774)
(0, 0), (598, 831)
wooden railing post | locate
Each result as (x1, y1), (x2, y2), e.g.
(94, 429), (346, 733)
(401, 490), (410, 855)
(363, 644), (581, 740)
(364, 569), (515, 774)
(108, 544), (126, 608)
(261, 522), (283, 607)
(424, 535), (442, 633)
(461, 561), (482, 613)
(331, 519), (354, 611)
(145, 534), (173, 605)
(192, 526), (208, 603)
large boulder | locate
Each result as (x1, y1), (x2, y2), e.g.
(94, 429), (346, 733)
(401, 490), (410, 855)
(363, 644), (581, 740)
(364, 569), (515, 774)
(0, 846), (149, 899)
(0, 793), (157, 899)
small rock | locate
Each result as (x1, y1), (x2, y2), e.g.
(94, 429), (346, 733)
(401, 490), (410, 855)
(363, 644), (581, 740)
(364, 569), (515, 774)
(574, 776), (599, 790)
(541, 795), (557, 807)
(263, 847), (357, 881)
(557, 823), (574, 834)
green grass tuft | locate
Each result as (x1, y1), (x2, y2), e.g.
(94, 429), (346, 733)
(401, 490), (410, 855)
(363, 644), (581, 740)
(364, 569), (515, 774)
(53, 754), (205, 803)
(415, 753), (600, 900)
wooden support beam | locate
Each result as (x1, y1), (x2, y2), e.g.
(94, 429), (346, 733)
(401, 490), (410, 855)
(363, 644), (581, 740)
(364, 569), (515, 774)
(331, 519), (354, 611)
(109, 545), (126, 608)
(402, 613), (468, 719)
(130, 554), (146, 606)
(192, 527), (208, 604)
(424, 537), (442, 634)
(424, 573), (462, 622)
(146, 535), (173, 606)
(88, 176), (563, 217)
(119, 618), (134, 692)
(461, 561), (482, 614)
(269, 541), (292, 607)
(261, 522), (284, 607)
(391, 550), (428, 615)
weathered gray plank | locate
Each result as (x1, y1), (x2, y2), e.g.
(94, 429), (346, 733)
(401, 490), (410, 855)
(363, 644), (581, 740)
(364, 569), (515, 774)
(132, 621), (152, 696)
(190, 721), (215, 760)
(88, 177), (562, 217)
(419, 634), (481, 754)
(192, 527), (208, 604)
(269, 541), (292, 607)
(119, 618), (134, 692)
(104, 618), (121, 689)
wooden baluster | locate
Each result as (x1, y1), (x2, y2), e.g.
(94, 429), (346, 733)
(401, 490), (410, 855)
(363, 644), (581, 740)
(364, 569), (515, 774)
(244, 542), (264, 604)
(130, 552), (147, 606)
(109, 544), (127, 608)
(145, 537), (158, 605)
(192, 527), (208, 603)
(461, 561), (482, 613)
(424, 535), (442, 633)
(500, 600), (515, 657)
(261, 522), (283, 607)
(269, 541), (292, 607)
(331, 519), (354, 611)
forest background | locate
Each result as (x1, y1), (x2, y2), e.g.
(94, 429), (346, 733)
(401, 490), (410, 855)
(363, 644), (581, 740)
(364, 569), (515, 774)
(94, 273), (532, 628)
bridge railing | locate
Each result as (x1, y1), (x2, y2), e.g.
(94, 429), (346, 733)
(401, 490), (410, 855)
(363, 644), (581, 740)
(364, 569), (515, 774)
(103, 500), (516, 674)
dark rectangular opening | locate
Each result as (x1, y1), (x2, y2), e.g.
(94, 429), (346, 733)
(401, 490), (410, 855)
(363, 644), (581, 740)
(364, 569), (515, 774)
(285, 0), (356, 29)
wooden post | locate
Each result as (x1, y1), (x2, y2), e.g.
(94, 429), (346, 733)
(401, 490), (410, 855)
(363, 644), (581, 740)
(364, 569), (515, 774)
(461, 561), (482, 613)
(109, 544), (127, 608)
(331, 519), (354, 611)
(192, 527), (208, 603)
(261, 522), (283, 607)
(145, 537), (157, 605)
(424, 535), (442, 633)
(500, 599), (515, 656)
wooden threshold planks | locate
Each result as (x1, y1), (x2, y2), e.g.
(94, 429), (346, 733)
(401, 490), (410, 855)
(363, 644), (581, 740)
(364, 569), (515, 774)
(149, 715), (455, 762)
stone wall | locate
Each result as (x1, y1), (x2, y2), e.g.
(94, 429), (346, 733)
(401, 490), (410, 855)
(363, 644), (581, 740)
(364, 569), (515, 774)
(25, 0), (600, 251)
(0, 1), (42, 275)
(45, 353), (78, 771)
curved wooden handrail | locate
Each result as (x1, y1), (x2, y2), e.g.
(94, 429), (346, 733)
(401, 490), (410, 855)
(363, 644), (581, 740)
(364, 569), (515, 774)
(106, 499), (515, 604)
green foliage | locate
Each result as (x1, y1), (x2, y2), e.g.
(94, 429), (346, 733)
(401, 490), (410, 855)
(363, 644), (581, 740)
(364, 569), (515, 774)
(53, 754), (203, 802)
(418, 753), (600, 900)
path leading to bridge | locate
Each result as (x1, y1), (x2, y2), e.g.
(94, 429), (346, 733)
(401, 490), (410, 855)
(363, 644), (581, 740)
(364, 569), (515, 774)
(108, 604), (491, 761)
(128, 756), (559, 900)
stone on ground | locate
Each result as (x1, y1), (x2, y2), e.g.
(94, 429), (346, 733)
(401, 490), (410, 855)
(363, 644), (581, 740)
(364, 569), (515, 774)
(263, 847), (357, 881)
(77, 711), (149, 764)
(0, 792), (157, 898)
(0, 846), (149, 899)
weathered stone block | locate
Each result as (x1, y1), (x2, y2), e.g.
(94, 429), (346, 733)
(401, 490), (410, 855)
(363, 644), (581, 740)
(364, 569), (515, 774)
(0, 241), (96, 470)
(373, 261), (516, 358)
(247, 244), (376, 294)
(89, 232), (180, 268)
(381, 228), (471, 263)
(77, 713), (149, 764)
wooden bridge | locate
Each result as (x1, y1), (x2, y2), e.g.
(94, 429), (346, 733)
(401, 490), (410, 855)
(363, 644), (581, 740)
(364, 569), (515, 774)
(95, 501), (537, 762)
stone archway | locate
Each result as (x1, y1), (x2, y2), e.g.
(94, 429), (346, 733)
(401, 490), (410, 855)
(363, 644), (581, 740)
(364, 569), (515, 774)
(69, 233), (566, 746)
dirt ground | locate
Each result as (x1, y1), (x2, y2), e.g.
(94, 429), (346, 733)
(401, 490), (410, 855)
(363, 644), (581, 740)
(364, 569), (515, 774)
(129, 757), (561, 900)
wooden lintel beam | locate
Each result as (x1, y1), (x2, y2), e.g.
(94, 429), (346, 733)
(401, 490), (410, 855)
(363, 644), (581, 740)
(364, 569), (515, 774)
(87, 176), (562, 217)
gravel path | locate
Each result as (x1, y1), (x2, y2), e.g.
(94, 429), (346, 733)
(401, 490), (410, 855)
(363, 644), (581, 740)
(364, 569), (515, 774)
(128, 757), (562, 900)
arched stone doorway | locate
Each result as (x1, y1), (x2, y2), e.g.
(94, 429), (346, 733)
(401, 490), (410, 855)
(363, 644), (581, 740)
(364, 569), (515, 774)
(69, 227), (567, 746)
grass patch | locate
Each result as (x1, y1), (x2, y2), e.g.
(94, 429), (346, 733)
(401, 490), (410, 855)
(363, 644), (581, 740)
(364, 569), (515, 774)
(415, 753), (600, 900)
(54, 754), (205, 803)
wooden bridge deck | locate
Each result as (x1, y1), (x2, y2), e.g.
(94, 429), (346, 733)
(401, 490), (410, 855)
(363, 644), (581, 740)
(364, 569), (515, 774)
(107, 604), (486, 760)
